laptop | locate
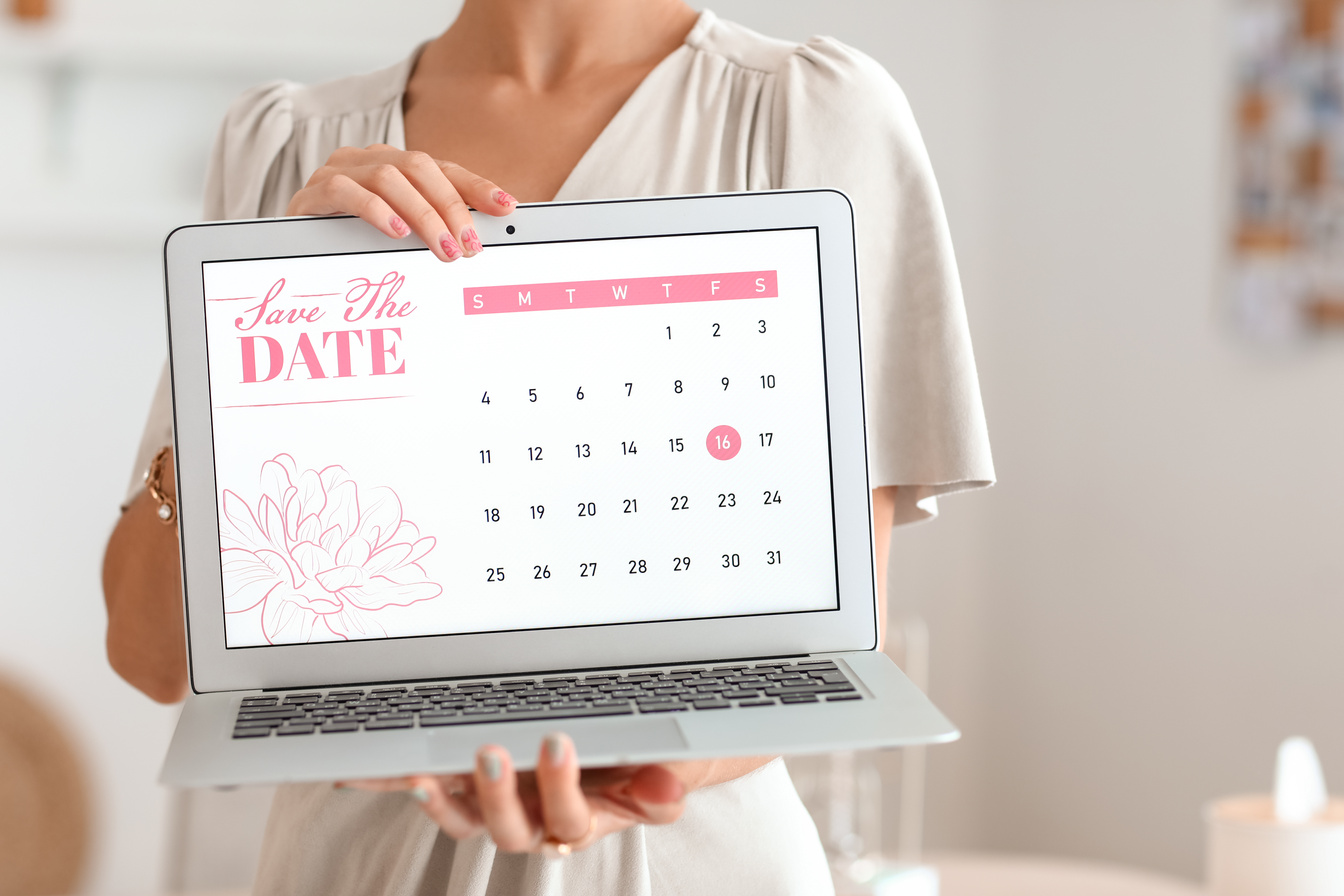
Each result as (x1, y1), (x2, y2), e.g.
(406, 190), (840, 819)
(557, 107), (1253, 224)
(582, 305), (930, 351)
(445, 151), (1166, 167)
(159, 189), (958, 788)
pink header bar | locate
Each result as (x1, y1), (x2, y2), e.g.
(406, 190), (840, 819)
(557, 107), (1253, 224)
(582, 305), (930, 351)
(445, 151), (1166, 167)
(463, 270), (777, 315)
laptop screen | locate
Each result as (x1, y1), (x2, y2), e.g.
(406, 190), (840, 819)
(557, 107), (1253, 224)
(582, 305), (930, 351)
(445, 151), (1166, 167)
(202, 228), (840, 648)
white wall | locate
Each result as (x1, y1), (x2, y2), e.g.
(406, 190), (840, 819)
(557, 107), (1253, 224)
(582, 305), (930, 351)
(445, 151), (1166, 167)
(971, 0), (1344, 877)
(3, 0), (1340, 891)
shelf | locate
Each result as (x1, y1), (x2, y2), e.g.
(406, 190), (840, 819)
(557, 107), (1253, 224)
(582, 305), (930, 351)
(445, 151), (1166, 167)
(0, 20), (406, 79)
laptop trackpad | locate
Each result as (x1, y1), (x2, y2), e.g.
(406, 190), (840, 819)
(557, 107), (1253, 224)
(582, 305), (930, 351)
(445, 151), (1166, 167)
(429, 717), (687, 769)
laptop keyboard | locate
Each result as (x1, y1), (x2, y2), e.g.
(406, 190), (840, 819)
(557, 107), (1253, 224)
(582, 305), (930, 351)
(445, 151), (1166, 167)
(231, 659), (861, 739)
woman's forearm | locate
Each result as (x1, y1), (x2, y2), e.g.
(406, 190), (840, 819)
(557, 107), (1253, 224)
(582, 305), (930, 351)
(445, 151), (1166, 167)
(102, 454), (189, 704)
(872, 485), (897, 651)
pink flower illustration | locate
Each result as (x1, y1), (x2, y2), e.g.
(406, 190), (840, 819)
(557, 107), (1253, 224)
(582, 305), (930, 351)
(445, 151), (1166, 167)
(219, 454), (441, 644)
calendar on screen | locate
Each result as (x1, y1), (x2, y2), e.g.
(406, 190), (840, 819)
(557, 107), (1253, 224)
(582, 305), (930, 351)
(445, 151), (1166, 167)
(202, 228), (840, 648)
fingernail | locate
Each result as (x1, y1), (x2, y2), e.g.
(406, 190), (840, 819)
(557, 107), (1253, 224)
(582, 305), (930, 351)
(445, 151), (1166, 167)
(333, 782), (347, 790)
(495, 190), (515, 207)
(544, 733), (566, 765)
(410, 785), (430, 804)
(439, 233), (462, 261)
(389, 214), (409, 237)
(480, 750), (502, 781)
(461, 228), (484, 255)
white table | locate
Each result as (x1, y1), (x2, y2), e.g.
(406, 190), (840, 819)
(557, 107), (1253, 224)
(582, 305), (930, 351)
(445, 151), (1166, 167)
(932, 852), (1205, 896)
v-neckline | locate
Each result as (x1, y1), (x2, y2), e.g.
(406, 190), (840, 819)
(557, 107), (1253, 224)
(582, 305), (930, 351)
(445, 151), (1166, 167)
(386, 9), (718, 203)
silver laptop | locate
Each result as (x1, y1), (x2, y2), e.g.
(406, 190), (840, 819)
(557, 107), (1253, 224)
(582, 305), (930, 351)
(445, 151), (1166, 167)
(159, 190), (958, 787)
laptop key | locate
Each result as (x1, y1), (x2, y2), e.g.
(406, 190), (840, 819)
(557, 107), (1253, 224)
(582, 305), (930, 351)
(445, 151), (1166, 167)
(549, 704), (633, 719)
(237, 709), (305, 722)
(737, 699), (777, 707)
(276, 723), (317, 735)
(692, 700), (731, 710)
(420, 705), (633, 726)
(826, 693), (863, 702)
(806, 671), (849, 687)
(321, 721), (360, 733)
(762, 684), (853, 698)
(232, 727), (273, 738)
(779, 694), (819, 704)
(365, 717), (414, 730)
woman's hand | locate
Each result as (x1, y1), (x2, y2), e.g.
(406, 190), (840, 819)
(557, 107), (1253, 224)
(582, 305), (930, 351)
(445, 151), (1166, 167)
(340, 734), (689, 855)
(286, 144), (516, 262)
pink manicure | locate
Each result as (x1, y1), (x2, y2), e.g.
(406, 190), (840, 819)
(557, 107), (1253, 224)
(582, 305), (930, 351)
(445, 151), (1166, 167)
(389, 215), (409, 237)
(494, 190), (515, 207)
(439, 233), (462, 261)
(462, 228), (484, 254)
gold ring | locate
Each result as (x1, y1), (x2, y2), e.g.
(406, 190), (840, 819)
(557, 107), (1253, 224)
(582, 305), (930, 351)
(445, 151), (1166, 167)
(543, 816), (596, 856)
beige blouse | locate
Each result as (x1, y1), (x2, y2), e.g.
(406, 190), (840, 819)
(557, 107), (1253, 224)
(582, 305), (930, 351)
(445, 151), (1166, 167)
(130, 10), (994, 895)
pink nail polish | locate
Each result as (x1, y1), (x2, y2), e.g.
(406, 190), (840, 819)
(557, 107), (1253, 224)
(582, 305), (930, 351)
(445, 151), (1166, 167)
(462, 228), (483, 254)
(495, 190), (515, 207)
(389, 215), (409, 237)
(440, 233), (462, 260)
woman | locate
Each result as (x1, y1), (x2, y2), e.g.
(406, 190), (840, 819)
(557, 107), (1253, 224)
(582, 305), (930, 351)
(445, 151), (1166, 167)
(103, 1), (994, 893)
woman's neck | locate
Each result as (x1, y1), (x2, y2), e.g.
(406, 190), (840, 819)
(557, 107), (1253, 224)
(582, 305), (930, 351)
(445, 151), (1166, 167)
(436, 0), (699, 89)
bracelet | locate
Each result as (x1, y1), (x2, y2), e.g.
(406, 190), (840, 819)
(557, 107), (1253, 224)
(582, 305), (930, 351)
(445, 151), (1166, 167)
(146, 447), (176, 525)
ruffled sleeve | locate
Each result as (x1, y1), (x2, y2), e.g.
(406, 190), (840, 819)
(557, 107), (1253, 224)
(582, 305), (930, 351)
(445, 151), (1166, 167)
(773, 37), (994, 525)
(201, 55), (414, 220)
(202, 81), (302, 220)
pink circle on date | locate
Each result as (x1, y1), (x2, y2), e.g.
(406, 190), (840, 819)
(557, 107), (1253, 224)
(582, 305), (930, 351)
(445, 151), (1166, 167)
(706, 425), (741, 461)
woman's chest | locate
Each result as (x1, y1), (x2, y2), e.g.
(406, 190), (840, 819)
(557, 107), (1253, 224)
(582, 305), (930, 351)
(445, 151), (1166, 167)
(402, 69), (649, 203)
(399, 65), (776, 203)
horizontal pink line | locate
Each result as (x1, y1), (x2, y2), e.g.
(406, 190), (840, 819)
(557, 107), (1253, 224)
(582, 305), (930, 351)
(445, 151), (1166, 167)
(216, 395), (409, 409)
(464, 270), (777, 315)
(207, 296), (257, 302)
(293, 293), (340, 298)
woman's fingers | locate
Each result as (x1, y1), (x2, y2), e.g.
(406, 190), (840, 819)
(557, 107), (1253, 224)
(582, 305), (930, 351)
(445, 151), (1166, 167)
(474, 746), (539, 852)
(356, 161), (465, 262)
(334, 775), (416, 792)
(407, 775), (483, 840)
(623, 765), (686, 824)
(287, 145), (516, 263)
(288, 172), (408, 240)
(534, 733), (594, 848)
(393, 152), (480, 258)
(439, 160), (516, 217)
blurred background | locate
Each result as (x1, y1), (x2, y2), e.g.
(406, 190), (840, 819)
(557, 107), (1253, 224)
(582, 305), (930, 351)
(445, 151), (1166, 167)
(1, 0), (1341, 893)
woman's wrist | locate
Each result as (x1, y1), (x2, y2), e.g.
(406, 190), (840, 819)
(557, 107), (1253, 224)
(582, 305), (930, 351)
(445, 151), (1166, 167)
(144, 446), (177, 524)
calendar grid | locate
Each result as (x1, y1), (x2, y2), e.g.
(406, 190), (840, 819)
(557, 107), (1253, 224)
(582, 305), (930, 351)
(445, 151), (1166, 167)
(203, 228), (843, 648)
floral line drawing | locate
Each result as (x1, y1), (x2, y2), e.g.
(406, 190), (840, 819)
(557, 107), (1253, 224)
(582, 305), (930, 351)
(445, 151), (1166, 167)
(219, 453), (441, 644)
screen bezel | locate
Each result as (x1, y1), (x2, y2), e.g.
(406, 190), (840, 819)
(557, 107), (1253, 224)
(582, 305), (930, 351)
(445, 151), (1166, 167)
(164, 190), (877, 693)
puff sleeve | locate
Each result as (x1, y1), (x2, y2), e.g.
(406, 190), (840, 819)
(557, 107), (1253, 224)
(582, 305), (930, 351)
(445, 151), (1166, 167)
(201, 81), (302, 220)
(773, 37), (994, 525)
